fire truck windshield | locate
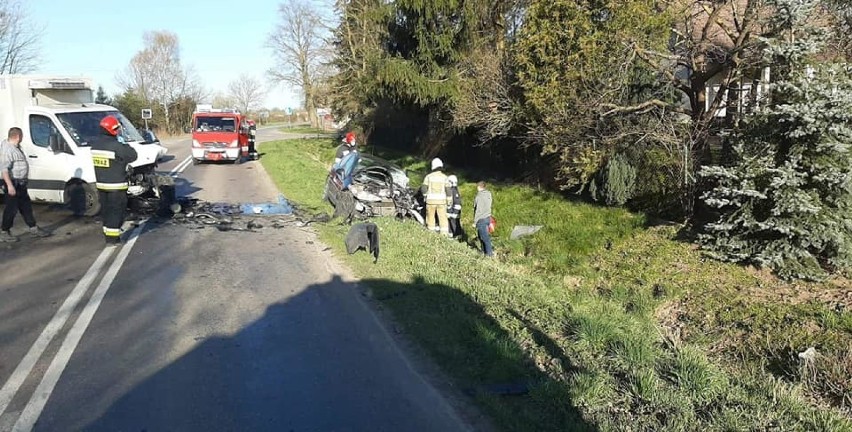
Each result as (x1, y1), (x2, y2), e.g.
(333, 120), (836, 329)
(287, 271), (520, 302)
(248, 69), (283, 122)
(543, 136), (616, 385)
(195, 116), (237, 132)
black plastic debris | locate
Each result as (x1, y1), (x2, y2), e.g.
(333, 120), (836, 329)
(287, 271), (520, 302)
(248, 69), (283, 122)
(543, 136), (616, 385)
(345, 223), (380, 263)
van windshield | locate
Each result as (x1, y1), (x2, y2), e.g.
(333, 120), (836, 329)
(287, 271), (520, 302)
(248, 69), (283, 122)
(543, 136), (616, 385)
(56, 111), (144, 146)
(195, 116), (237, 133)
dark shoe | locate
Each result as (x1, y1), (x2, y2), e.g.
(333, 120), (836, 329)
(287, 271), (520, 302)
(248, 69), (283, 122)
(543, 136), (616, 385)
(0, 231), (18, 243)
(105, 236), (122, 245)
(28, 226), (51, 238)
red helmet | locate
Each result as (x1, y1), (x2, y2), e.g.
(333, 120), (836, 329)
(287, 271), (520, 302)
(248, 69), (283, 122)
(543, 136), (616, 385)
(100, 116), (121, 136)
(344, 132), (356, 145)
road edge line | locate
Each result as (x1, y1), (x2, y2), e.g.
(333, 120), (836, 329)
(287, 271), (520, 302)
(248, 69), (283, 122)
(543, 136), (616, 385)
(0, 246), (115, 418)
(11, 222), (147, 432)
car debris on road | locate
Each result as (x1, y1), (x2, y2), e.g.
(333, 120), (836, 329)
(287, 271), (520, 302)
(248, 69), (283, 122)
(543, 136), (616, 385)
(126, 195), (331, 235)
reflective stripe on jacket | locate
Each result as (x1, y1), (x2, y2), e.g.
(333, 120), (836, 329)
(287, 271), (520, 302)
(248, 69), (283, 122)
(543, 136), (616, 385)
(96, 182), (129, 191)
(422, 171), (450, 204)
(89, 133), (138, 187)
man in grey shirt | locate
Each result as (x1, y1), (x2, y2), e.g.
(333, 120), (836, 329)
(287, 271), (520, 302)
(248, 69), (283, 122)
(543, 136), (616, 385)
(473, 181), (493, 257)
(2, 127), (49, 242)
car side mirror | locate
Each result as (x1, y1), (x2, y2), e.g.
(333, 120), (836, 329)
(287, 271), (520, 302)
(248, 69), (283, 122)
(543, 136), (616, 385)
(49, 133), (69, 153)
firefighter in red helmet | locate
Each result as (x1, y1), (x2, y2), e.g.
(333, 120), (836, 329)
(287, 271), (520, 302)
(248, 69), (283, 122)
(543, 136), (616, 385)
(90, 115), (138, 244)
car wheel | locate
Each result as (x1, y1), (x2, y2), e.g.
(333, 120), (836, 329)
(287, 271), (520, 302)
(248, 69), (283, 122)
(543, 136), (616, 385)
(66, 182), (101, 217)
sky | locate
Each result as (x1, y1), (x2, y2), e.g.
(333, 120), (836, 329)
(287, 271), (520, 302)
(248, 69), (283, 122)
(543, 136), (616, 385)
(29, 0), (302, 110)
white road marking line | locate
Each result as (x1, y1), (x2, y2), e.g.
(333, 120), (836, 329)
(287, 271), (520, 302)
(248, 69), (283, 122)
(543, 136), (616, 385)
(0, 246), (115, 418)
(169, 155), (192, 177)
(12, 223), (147, 432)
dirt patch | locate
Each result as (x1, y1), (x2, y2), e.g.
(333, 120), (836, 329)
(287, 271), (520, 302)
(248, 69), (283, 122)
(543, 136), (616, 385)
(655, 299), (689, 346)
(738, 266), (852, 311)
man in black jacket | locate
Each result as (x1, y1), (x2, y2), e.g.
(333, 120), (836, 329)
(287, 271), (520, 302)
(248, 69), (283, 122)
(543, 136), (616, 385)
(90, 116), (137, 244)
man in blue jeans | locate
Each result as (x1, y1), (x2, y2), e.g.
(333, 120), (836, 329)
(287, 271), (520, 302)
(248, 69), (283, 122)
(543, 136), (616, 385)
(473, 181), (493, 257)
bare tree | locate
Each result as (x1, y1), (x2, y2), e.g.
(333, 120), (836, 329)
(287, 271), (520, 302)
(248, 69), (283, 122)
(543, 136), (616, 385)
(267, 0), (331, 127)
(212, 92), (236, 110)
(228, 74), (266, 114)
(0, 0), (42, 73)
(116, 31), (204, 133)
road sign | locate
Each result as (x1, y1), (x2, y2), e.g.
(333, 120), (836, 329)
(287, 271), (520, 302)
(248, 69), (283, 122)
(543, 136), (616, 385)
(141, 109), (153, 120)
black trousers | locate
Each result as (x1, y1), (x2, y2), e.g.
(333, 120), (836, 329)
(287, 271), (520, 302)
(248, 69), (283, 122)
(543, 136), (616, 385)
(2, 181), (37, 232)
(448, 216), (464, 238)
(99, 189), (128, 242)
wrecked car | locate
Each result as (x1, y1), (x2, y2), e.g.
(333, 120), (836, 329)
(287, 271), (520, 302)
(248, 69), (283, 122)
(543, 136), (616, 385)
(324, 153), (425, 224)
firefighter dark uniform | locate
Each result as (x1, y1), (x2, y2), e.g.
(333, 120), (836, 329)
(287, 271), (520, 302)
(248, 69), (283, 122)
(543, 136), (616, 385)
(447, 175), (464, 238)
(247, 120), (258, 160)
(90, 116), (137, 244)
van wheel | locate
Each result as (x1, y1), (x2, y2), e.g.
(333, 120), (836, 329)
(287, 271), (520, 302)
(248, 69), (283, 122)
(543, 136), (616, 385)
(66, 182), (101, 217)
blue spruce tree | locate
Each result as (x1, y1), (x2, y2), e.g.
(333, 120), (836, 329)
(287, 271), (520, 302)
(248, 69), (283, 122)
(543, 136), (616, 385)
(700, 0), (852, 280)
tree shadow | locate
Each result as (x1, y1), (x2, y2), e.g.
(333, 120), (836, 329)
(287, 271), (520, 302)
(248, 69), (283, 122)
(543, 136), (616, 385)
(61, 274), (595, 432)
(362, 275), (596, 432)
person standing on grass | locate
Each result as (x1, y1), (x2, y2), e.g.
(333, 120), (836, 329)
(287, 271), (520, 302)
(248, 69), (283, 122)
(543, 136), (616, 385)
(473, 181), (493, 257)
(446, 174), (464, 239)
(1, 127), (50, 242)
(421, 158), (451, 237)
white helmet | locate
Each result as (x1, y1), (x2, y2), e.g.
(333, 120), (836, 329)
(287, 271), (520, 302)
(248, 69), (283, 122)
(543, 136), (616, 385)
(447, 175), (458, 186)
(431, 158), (444, 170)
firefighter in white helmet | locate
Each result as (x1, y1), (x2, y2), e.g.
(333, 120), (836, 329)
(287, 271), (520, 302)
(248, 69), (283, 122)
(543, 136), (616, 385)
(446, 174), (464, 238)
(420, 158), (451, 236)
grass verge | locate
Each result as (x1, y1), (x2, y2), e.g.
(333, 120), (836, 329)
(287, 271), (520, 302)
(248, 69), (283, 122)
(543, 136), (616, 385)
(262, 138), (852, 431)
(278, 125), (329, 135)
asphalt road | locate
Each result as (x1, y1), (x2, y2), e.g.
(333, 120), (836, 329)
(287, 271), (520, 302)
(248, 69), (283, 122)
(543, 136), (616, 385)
(0, 128), (474, 432)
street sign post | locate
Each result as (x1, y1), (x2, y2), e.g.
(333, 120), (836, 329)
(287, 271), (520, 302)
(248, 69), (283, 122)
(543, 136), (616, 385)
(141, 108), (152, 130)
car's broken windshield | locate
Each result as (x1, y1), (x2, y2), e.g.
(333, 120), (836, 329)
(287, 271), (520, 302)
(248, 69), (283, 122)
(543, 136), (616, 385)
(57, 110), (144, 146)
(195, 117), (237, 132)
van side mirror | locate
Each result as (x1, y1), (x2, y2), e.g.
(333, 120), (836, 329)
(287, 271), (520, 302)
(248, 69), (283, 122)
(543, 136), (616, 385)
(49, 133), (72, 154)
(49, 133), (64, 153)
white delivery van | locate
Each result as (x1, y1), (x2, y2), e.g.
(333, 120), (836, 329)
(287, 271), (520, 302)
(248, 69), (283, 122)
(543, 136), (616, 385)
(0, 75), (171, 215)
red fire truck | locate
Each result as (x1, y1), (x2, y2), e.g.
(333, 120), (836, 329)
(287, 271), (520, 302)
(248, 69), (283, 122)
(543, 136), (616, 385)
(191, 108), (250, 164)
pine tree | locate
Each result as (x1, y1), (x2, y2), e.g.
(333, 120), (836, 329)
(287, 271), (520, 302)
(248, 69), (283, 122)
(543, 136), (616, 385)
(95, 85), (110, 105)
(699, 0), (852, 280)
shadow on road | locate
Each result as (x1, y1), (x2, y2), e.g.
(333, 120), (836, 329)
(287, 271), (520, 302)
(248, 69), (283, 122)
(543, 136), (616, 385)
(73, 273), (594, 432)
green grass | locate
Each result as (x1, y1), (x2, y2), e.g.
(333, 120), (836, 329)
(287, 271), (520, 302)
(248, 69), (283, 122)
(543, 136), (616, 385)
(262, 138), (852, 431)
(278, 125), (329, 135)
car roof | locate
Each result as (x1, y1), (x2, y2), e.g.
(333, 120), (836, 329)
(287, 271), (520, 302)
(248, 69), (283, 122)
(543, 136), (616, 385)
(194, 112), (239, 118)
